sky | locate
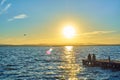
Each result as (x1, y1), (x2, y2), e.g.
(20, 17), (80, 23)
(0, 0), (120, 45)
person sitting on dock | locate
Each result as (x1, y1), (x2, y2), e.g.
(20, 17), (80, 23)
(91, 54), (96, 66)
(88, 54), (91, 62)
(92, 54), (96, 62)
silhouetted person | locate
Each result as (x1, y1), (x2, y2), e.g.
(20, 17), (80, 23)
(88, 54), (91, 62)
(92, 54), (96, 62)
(91, 54), (96, 66)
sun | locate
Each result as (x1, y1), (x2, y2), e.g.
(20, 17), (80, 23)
(63, 25), (76, 38)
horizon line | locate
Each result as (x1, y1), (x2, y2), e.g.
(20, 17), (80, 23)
(0, 43), (120, 47)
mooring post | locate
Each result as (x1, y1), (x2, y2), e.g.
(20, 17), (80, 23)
(108, 56), (110, 63)
(108, 56), (111, 68)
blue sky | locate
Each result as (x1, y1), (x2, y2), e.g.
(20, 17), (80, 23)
(0, 0), (120, 44)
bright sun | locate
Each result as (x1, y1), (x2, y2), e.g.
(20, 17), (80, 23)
(63, 25), (76, 38)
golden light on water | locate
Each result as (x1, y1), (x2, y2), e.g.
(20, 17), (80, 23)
(65, 46), (73, 51)
(63, 25), (76, 38)
(59, 46), (80, 80)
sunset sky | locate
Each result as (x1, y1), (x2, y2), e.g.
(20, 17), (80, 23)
(0, 0), (120, 45)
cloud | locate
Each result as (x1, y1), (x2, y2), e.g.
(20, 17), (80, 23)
(8, 14), (28, 21)
(79, 31), (116, 38)
(0, 3), (11, 15)
(0, 0), (6, 5)
(14, 14), (27, 19)
(83, 31), (115, 35)
(2, 3), (11, 11)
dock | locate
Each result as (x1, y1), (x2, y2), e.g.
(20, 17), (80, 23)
(82, 54), (120, 70)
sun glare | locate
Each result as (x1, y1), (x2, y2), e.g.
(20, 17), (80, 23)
(63, 25), (76, 38)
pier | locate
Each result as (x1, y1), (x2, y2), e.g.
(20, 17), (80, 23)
(82, 54), (120, 70)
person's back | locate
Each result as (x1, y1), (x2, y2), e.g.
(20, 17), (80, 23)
(88, 54), (91, 62)
(92, 54), (96, 62)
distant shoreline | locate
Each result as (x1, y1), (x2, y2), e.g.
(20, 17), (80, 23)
(0, 44), (120, 47)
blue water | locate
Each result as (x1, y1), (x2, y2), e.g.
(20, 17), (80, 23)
(0, 46), (120, 80)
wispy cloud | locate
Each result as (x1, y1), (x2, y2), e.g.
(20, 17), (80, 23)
(78, 31), (116, 38)
(0, 3), (11, 15)
(2, 3), (11, 12)
(14, 14), (28, 19)
(0, 0), (6, 5)
(8, 14), (28, 21)
(83, 31), (115, 35)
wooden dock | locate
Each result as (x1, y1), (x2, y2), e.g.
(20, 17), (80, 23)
(82, 59), (120, 70)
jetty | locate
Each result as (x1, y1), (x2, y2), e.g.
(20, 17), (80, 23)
(82, 54), (120, 70)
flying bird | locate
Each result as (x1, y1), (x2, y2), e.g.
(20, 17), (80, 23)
(24, 34), (27, 36)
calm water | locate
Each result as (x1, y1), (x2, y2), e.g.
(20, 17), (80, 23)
(0, 46), (120, 80)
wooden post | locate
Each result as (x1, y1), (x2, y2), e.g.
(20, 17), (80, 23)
(108, 56), (110, 63)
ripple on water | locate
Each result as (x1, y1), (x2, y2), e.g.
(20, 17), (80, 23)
(0, 46), (120, 79)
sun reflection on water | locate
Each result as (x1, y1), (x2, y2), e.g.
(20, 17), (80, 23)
(65, 46), (73, 51)
(60, 46), (80, 80)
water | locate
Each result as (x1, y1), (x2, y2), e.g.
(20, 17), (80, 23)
(0, 46), (120, 80)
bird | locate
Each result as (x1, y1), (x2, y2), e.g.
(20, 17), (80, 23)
(24, 34), (27, 36)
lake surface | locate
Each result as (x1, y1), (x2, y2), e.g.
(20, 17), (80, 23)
(0, 46), (120, 80)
